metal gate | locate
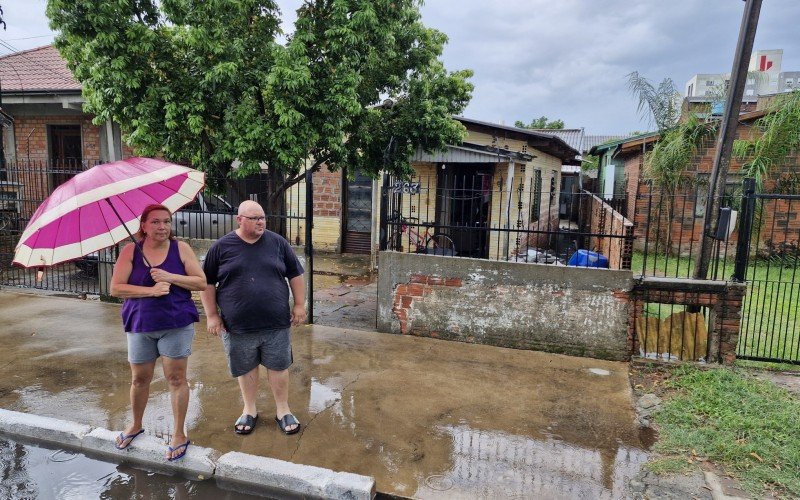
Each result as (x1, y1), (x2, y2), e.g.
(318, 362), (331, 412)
(737, 188), (800, 365)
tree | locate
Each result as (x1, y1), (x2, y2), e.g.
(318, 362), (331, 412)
(514, 116), (564, 130)
(734, 89), (800, 190)
(626, 71), (681, 132)
(47, 0), (473, 229)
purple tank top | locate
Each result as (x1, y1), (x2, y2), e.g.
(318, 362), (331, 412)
(121, 239), (199, 333)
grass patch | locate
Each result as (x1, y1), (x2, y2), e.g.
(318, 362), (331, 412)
(652, 366), (800, 498)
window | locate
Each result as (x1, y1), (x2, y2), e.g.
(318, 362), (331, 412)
(706, 80), (715, 86)
(530, 169), (542, 221)
(687, 84), (694, 96)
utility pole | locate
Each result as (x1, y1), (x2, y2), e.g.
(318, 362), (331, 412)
(693, 0), (763, 281)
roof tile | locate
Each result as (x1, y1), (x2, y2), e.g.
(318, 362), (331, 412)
(0, 45), (81, 93)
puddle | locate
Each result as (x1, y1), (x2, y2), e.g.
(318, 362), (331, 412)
(412, 425), (649, 499)
(0, 436), (274, 499)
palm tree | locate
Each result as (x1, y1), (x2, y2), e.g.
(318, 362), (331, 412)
(626, 72), (681, 132)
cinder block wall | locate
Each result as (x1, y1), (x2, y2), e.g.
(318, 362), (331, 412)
(377, 252), (634, 360)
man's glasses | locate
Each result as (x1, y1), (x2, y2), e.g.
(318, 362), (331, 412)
(240, 215), (266, 221)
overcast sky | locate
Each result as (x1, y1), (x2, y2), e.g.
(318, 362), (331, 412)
(2, 0), (799, 135)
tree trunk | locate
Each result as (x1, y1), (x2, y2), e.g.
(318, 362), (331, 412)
(266, 168), (287, 236)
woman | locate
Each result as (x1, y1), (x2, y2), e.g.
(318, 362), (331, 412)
(110, 204), (206, 461)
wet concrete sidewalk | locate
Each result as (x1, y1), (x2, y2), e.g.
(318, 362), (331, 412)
(0, 290), (651, 498)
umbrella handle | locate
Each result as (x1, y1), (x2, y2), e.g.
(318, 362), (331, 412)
(104, 198), (153, 268)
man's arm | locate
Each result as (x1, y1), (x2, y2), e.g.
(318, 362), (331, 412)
(289, 275), (307, 326)
(200, 284), (225, 336)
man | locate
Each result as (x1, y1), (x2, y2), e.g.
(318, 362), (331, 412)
(201, 200), (306, 435)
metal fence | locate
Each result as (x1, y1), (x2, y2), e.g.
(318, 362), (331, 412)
(633, 178), (800, 364)
(379, 174), (634, 269)
(737, 187), (800, 364)
(0, 160), (308, 297)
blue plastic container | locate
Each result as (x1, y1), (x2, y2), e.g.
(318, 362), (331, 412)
(567, 249), (609, 268)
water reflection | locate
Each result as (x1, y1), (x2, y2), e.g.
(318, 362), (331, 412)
(0, 437), (268, 499)
(413, 425), (648, 499)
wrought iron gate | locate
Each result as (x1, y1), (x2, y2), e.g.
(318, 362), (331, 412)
(737, 188), (800, 365)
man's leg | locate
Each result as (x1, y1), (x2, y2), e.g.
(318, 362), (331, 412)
(162, 356), (190, 459)
(267, 368), (298, 432)
(236, 367), (260, 432)
(116, 361), (155, 448)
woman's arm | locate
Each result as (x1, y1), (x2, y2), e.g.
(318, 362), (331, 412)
(149, 241), (207, 291)
(110, 244), (171, 298)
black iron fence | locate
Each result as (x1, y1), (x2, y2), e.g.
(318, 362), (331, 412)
(379, 174), (634, 269)
(633, 178), (800, 364)
(737, 188), (800, 364)
(0, 160), (308, 297)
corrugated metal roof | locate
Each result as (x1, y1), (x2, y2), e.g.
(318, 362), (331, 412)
(528, 128), (584, 151)
(413, 144), (514, 163)
(529, 129), (624, 155)
(0, 45), (81, 93)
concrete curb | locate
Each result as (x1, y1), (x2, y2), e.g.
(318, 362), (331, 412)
(0, 409), (375, 499)
(82, 428), (217, 479)
(0, 409), (92, 448)
(217, 451), (376, 500)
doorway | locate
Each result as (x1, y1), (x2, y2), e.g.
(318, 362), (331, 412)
(343, 170), (373, 254)
(436, 163), (494, 258)
(48, 124), (83, 189)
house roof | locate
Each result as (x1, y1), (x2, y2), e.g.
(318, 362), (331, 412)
(454, 116), (579, 162)
(526, 128), (624, 156)
(0, 45), (81, 93)
(528, 128), (584, 151)
(589, 131), (660, 156)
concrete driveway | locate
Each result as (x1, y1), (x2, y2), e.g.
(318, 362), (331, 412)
(0, 290), (650, 498)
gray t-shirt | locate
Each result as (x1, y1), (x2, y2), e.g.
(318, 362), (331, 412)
(203, 230), (304, 332)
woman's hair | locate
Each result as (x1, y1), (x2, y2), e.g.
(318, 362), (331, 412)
(135, 204), (175, 241)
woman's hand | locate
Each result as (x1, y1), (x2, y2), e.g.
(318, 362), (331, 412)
(151, 282), (171, 297)
(150, 267), (174, 284)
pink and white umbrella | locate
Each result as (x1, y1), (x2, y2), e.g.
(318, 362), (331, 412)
(13, 157), (205, 268)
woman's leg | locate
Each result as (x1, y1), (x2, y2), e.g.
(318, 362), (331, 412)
(116, 361), (155, 447)
(162, 356), (190, 459)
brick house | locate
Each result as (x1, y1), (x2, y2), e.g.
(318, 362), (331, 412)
(0, 45), (132, 220)
(592, 98), (800, 255)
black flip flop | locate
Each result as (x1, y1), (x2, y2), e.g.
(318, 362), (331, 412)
(275, 414), (301, 435)
(234, 413), (258, 435)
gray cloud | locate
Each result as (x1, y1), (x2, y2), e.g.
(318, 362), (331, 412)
(2, 0), (798, 134)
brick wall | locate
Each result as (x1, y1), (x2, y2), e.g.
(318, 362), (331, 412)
(12, 115), (101, 162)
(587, 193), (634, 270)
(313, 164), (341, 218)
(631, 278), (746, 365)
(378, 252), (634, 360)
(625, 120), (800, 255)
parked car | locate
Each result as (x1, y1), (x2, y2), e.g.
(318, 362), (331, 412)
(172, 193), (236, 240)
(74, 193), (235, 275)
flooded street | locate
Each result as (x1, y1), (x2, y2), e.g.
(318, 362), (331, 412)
(0, 436), (268, 499)
(1, 290), (652, 498)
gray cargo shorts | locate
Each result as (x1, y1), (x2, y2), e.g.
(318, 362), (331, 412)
(222, 327), (293, 377)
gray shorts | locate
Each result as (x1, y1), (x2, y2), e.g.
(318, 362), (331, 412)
(127, 324), (195, 364)
(222, 328), (293, 377)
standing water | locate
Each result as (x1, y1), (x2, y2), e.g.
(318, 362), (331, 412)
(0, 436), (275, 499)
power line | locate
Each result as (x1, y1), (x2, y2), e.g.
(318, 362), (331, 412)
(1, 35), (54, 42)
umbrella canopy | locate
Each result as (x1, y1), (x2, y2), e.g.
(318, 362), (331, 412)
(13, 157), (205, 268)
